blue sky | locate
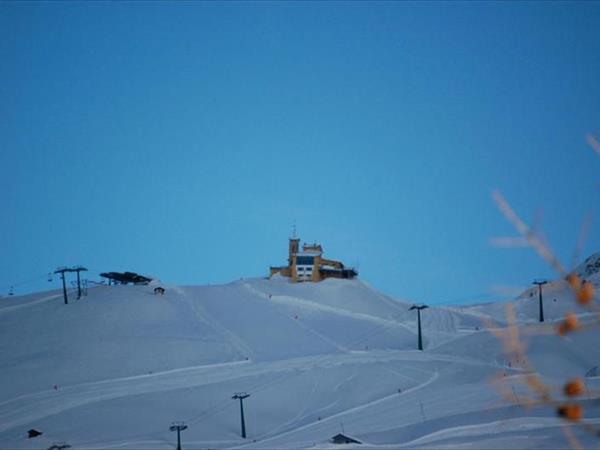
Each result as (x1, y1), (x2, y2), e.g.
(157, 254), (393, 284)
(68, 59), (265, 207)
(2, 1), (600, 304)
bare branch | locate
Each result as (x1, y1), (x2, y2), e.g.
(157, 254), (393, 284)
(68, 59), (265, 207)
(492, 190), (567, 276)
(586, 134), (600, 157)
(571, 214), (592, 271)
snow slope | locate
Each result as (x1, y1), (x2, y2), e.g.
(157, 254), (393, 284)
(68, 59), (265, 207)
(1, 268), (599, 449)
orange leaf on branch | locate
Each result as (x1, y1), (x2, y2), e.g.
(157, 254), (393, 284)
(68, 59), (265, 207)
(557, 404), (583, 422)
(564, 379), (585, 397)
(556, 313), (579, 336)
(576, 282), (594, 305)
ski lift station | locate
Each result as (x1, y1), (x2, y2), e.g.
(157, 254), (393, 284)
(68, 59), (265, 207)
(269, 236), (357, 283)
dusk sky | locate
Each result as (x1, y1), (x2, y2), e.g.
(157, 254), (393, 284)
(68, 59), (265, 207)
(2, 1), (600, 305)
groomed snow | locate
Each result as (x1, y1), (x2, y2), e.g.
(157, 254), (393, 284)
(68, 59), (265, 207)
(1, 264), (599, 450)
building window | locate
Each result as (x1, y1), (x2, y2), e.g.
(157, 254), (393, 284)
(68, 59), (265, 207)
(296, 256), (315, 265)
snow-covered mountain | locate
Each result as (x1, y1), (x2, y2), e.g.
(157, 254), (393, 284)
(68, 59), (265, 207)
(1, 264), (599, 449)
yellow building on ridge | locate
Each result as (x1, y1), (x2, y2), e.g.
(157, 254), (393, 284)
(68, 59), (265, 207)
(270, 237), (358, 283)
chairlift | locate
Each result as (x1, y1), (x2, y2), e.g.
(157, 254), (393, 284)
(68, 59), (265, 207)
(47, 273), (53, 282)
(8, 286), (14, 296)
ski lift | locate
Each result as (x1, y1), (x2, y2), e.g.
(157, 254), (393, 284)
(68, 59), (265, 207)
(8, 286), (14, 296)
(47, 273), (53, 282)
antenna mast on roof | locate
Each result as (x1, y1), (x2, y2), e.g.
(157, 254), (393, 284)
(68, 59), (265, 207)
(292, 222), (297, 239)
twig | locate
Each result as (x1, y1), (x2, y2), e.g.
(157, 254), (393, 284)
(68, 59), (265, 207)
(586, 134), (600, 157)
(492, 190), (567, 276)
(571, 214), (592, 271)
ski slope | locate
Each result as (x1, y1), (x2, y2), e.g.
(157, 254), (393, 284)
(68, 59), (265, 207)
(1, 261), (600, 449)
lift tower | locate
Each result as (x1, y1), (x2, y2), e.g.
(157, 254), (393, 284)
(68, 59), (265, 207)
(409, 304), (429, 351)
(232, 392), (250, 438)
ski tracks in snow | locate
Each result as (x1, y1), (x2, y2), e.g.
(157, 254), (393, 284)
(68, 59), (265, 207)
(0, 294), (62, 316)
(243, 369), (440, 448)
(0, 351), (461, 435)
(242, 283), (350, 353)
(183, 291), (257, 361)
(242, 283), (412, 339)
(0, 360), (250, 433)
(396, 416), (600, 448)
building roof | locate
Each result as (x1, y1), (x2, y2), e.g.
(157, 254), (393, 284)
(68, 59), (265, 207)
(320, 267), (358, 277)
(295, 252), (322, 257)
(100, 272), (153, 284)
(331, 433), (361, 444)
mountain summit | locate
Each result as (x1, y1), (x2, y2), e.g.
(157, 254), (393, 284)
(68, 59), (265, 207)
(1, 265), (599, 449)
